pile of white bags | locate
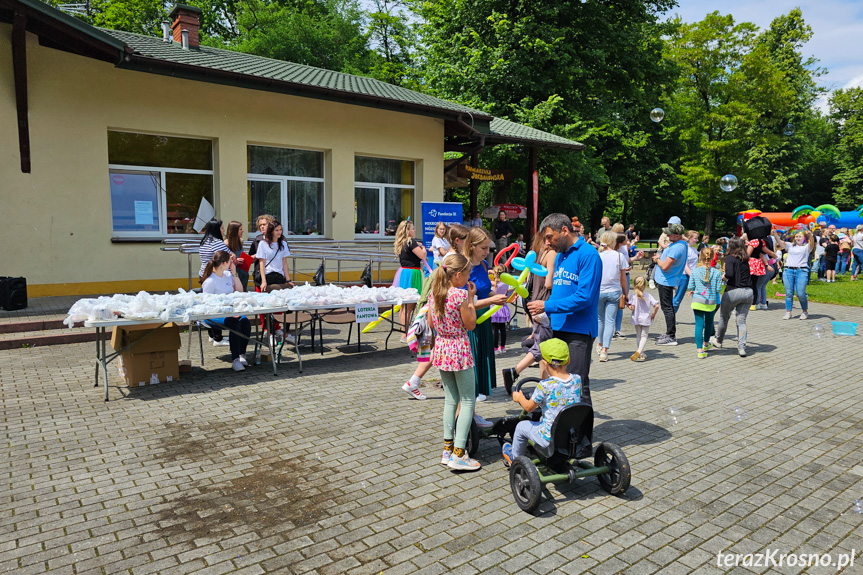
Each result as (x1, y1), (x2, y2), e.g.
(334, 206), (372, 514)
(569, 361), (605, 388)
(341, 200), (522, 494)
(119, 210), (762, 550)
(64, 284), (419, 327)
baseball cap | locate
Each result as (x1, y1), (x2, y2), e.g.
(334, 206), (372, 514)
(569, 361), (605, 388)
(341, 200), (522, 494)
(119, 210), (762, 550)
(539, 339), (569, 365)
(663, 223), (685, 236)
(667, 216), (682, 225)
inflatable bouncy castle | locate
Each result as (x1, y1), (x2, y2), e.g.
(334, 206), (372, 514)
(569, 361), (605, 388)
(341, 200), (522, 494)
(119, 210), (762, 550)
(737, 204), (863, 235)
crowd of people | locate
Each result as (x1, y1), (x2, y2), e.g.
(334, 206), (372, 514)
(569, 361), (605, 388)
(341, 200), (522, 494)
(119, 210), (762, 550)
(400, 212), (862, 473)
(197, 215), (296, 372)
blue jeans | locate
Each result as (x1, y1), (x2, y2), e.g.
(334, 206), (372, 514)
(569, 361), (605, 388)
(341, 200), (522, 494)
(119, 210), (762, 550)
(755, 267), (775, 305)
(597, 290), (621, 349)
(512, 419), (548, 459)
(783, 268), (809, 312)
(852, 248), (863, 277)
(672, 273), (689, 313)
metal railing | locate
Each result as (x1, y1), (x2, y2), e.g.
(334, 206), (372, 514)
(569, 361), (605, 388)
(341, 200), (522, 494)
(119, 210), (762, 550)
(161, 239), (402, 289)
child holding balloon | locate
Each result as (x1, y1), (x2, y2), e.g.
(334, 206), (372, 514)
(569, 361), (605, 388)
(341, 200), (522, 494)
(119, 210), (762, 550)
(490, 265), (511, 354)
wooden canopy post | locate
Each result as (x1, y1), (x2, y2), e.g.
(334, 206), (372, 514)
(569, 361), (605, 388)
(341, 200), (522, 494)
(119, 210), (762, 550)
(469, 153), (478, 222)
(12, 11), (31, 173)
(526, 147), (538, 245)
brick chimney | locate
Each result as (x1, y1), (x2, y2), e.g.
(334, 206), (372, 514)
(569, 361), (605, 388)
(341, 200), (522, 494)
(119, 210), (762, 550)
(170, 4), (202, 48)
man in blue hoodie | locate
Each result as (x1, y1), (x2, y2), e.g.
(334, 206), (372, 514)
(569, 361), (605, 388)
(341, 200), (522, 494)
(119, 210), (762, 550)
(527, 213), (601, 403)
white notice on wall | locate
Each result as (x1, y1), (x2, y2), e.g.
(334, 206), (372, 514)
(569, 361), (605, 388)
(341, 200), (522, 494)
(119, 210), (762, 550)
(355, 303), (380, 324)
(134, 201), (153, 225)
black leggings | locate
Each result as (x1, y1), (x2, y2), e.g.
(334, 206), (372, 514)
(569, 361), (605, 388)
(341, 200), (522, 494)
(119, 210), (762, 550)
(492, 322), (507, 348)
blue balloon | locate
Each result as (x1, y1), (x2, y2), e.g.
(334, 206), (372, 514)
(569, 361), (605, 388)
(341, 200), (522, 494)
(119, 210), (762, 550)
(511, 251), (548, 277)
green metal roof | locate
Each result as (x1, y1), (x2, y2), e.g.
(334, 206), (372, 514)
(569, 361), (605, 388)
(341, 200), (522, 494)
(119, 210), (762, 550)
(102, 28), (493, 120)
(489, 117), (584, 150)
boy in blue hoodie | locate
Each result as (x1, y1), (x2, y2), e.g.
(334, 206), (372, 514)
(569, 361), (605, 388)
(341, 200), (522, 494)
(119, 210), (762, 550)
(527, 213), (601, 404)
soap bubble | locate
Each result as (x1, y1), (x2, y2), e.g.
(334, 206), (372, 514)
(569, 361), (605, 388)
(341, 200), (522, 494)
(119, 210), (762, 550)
(720, 174), (738, 192)
(665, 406), (680, 426)
(732, 406), (747, 421)
(361, 481), (367, 489)
(853, 500), (863, 514)
(650, 108), (665, 123)
(811, 325), (825, 339)
(783, 123), (795, 136)
(315, 452), (321, 461)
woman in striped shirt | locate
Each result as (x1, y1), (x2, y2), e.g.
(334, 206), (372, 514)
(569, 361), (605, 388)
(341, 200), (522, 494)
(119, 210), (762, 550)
(198, 218), (233, 279)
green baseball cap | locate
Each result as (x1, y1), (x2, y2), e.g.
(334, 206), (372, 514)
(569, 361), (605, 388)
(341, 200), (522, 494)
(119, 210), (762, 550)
(663, 223), (685, 236)
(539, 338), (569, 364)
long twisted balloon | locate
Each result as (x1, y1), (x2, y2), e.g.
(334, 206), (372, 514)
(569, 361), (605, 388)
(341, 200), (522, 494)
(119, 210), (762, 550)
(476, 251), (547, 324)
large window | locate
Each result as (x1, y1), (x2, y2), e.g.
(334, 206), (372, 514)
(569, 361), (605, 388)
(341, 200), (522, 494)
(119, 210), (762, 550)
(248, 145), (324, 236)
(108, 131), (214, 236)
(354, 156), (414, 236)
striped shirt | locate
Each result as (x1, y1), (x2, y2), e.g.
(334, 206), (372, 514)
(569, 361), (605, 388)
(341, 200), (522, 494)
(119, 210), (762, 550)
(198, 239), (231, 277)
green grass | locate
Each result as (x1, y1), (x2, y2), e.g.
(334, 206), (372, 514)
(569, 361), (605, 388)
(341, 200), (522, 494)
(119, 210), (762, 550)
(774, 276), (863, 307)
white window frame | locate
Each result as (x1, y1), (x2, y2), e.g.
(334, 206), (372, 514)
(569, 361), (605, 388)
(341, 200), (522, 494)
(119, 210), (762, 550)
(354, 159), (416, 239)
(108, 131), (215, 238)
(247, 147), (326, 238)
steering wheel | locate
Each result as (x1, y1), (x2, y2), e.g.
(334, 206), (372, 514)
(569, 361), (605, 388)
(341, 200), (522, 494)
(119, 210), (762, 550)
(512, 376), (542, 395)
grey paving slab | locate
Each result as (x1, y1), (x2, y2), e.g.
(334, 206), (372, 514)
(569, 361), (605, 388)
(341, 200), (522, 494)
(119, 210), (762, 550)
(1, 298), (862, 574)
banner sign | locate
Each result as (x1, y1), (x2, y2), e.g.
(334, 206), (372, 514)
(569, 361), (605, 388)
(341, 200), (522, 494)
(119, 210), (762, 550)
(421, 202), (464, 268)
(457, 165), (514, 182)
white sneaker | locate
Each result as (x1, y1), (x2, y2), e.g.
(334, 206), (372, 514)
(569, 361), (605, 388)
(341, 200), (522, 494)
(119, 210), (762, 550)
(782, 312), (791, 320)
(476, 394), (488, 402)
(238, 354), (249, 366)
(213, 339), (230, 347)
(285, 333), (296, 344)
(648, 280), (656, 290)
(799, 312), (808, 320)
(448, 452), (481, 472)
(401, 381), (426, 400)
(441, 450), (453, 465)
(231, 358), (246, 371)
(709, 336), (722, 349)
(474, 414), (494, 429)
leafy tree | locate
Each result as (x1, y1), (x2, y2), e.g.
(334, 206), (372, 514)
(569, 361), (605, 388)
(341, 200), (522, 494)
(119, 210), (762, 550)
(831, 87), (863, 208)
(742, 9), (824, 211)
(410, 0), (679, 231)
(365, 0), (418, 87)
(665, 12), (795, 234)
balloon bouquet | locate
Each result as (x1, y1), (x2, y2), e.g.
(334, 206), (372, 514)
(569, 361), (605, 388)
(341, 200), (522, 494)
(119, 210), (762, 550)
(477, 243), (548, 324)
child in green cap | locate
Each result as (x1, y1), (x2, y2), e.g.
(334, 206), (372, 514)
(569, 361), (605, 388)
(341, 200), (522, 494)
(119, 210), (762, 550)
(501, 338), (582, 467)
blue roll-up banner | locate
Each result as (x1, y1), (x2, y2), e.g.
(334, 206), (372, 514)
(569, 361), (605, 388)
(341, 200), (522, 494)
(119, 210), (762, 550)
(421, 202), (464, 269)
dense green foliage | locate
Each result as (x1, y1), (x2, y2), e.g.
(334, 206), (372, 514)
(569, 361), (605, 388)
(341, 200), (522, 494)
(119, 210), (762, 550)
(46, 0), (862, 234)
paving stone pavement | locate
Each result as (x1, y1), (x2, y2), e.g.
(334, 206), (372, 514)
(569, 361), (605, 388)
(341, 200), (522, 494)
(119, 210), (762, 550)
(1, 298), (862, 574)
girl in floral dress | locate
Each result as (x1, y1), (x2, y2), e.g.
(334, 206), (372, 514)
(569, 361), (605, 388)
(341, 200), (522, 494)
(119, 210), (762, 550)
(430, 253), (481, 471)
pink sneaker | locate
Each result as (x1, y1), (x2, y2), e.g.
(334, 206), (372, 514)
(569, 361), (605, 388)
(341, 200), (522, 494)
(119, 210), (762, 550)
(402, 381), (426, 400)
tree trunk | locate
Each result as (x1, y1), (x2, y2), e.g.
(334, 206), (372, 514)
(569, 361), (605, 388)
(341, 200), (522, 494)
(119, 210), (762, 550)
(589, 186), (609, 236)
(704, 210), (715, 236)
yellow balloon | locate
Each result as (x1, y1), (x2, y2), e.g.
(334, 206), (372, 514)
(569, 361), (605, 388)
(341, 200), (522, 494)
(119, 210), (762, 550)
(361, 319), (382, 333)
(476, 305), (500, 324)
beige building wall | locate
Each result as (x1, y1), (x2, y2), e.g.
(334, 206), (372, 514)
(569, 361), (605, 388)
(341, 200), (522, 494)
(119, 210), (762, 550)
(0, 26), (444, 296)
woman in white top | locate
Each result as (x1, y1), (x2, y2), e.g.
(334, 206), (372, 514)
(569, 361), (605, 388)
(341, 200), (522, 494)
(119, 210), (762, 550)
(430, 222), (450, 265)
(772, 230), (815, 320)
(596, 231), (628, 362)
(256, 220), (295, 292)
(851, 224), (863, 281)
(201, 251), (252, 372)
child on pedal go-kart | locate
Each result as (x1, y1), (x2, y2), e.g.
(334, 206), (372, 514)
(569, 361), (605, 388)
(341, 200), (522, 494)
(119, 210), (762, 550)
(501, 339), (582, 467)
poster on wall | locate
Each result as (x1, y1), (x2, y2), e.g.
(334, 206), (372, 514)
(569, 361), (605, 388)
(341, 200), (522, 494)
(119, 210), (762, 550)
(421, 202), (464, 268)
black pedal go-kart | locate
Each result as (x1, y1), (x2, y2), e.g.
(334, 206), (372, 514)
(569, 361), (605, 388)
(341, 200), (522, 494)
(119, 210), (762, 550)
(468, 377), (631, 513)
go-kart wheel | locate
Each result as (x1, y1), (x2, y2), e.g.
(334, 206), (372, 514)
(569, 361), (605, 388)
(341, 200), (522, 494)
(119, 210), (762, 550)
(510, 456), (543, 513)
(594, 442), (630, 495)
(466, 419), (480, 457)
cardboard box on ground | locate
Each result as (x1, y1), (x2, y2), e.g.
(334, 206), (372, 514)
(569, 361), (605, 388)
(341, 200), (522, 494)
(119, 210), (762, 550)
(111, 324), (181, 387)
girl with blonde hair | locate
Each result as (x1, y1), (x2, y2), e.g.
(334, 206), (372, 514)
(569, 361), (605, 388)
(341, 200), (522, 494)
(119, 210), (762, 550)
(430, 253), (481, 471)
(687, 247), (723, 359)
(461, 227), (507, 400)
(626, 276), (659, 361)
(392, 219), (427, 336)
